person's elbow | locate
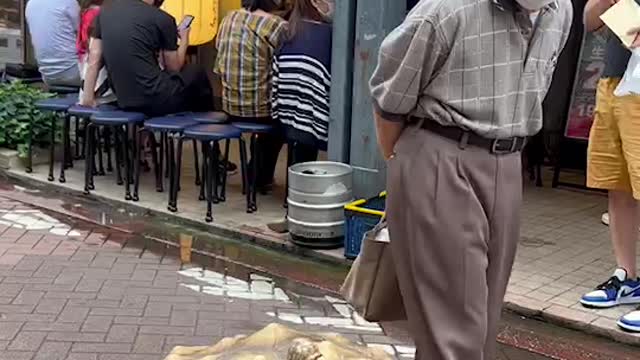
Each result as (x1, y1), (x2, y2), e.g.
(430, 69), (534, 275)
(163, 53), (183, 72)
(370, 85), (414, 123)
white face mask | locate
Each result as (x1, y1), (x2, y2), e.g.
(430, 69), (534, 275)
(515, 0), (554, 11)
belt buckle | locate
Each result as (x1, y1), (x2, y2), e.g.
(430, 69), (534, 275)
(491, 138), (518, 154)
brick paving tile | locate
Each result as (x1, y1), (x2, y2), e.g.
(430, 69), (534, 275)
(132, 334), (165, 354)
(0, 351), (35, 360)
(71, 342), (133, 354)
(113, 316), (168, 326)
(58, 306), (90, 323)
(34, 342), (72, 360)
(106, 325), (138, 343)
(170, 310), (198, 327)
(8, 331), (47, 351)
(66, 354), (98, 360)
(22, 322), (82, 332)
(139, 326), (194, 336)
(0, 322), (23, 341)
(47, 332), (106, 343)
(81, 316), (114, 333)
(99, 355), (158, 360)
(35, 298), (68, 315)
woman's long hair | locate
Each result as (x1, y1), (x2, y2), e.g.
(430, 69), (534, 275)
(287, 0), (326, 40)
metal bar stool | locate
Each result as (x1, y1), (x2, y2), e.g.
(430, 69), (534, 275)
(84, 111), (146, 200)
(33, 96), (77, 182)
(187, 112), (233, 201)
(231, 122), (275, 213)
(46, 86), (83, 159)
(68, 104), (118, 176)
(132, 117), (199, 203)
(173, 124), (246, 221)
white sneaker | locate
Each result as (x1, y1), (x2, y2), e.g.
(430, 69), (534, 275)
(602, 212), (610, 226)
(619, 309), (640, 332)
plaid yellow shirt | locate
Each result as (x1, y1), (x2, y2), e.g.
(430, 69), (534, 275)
(215, 10), (287, 118)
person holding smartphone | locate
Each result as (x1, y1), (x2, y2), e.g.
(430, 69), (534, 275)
(80, 0), (213, 116)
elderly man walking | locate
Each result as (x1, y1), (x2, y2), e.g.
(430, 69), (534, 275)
(370, 0), (572, 359)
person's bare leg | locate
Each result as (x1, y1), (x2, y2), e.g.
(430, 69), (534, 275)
(609, 190), (639, 278)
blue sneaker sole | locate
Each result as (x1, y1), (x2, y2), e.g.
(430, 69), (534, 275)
(580, 296), (640, 309)
(617, 319), (640, 333)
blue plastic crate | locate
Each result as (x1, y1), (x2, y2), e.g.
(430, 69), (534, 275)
(344, 192), (386, 259)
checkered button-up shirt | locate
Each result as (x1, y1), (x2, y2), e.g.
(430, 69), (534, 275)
(215, 10), (287, 118)
(370, 0), (573, 139)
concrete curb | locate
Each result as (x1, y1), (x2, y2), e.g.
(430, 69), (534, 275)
(1, 169), (352, 269)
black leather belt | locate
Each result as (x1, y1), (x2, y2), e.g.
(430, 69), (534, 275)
(421, 121), (527, 154)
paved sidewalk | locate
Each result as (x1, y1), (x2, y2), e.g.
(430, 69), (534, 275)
(0, 196), (413, 360)
(507, 186), (640, 344)
(0, 195), (566, 360)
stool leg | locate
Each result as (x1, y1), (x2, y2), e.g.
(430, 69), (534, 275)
(212, 141), (219, 205)
(133, 128), (143, 202)
(59, 114), (70, 183)
(124, 124), (133, 201)
(250, 134), (258, 213)
(149, 132), (162, 192)
(92, 127), (98, 176)
(170, 137), (184, 212)
(205, 141), (214, 223)
(97, 127), (105, 176)
(114, 126), (123, 186)
(163, 132), (170, 179)
(105, 127), (113, 172)
(81, 119), (87, 159)
(199, 140), (207, 201)
(536, 164), (543, 187)
(167, 134), (176, 211)
(219, 139), (230, 202)
(26, 117), (33, 173)
(239, 138), (251, 213)
(48, 113), (56, 182)
(193, 139), (201, 186)
(84, 124), (95, 194)
(158, 132), (165, 192)
(65, 117), (73, 169)
(74, 117), (80, 160)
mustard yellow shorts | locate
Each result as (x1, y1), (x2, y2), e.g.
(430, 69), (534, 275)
(587, 78), (640, 200)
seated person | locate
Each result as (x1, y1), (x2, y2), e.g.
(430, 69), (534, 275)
(77, 0), (116, 105)
(26, 0), (82, 87)
(80, 0), (212, 116)
(215, 0), (288, 191)
(272, 0), (333, 164)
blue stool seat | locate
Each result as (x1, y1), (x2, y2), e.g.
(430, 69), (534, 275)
(145, 117), (199, 131)
(183, 124), (242, 141)
(91, 111), (146, 125)
(190, 112), (229, 124)
(35, 97), (77, 112)
(232, 122), (274, 133)
(68, 104), (118, 117)
(48, 85), (81, 95)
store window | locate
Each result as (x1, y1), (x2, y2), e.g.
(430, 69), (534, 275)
(0, 0), (24, 69)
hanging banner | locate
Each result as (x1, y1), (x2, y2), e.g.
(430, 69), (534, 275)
(564, 31), (608, 140)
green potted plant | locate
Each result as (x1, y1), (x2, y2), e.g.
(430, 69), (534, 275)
(0, 81), (61, 169)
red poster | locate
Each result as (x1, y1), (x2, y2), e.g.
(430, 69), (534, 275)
(565, 32), (608, 140)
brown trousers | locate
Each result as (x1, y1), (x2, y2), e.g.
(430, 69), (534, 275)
(387, 126), (522, 360)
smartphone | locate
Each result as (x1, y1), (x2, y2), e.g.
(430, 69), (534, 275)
(178, 15), (195, 31)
